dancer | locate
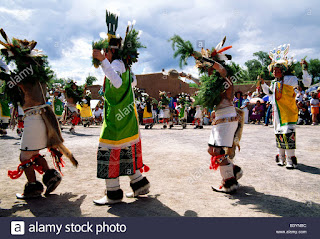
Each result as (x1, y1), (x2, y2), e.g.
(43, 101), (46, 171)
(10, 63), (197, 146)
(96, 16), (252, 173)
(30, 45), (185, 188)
(0, 29), (78, 199)
(63, 80), (82, 133)
(92, 11), (150, 205)
(193, 105), (203, 129)
(52, 89), (65, 126)
(143, 96), (154, 129)
(159, 91), (170, 129)
(177, 93), (189, 129)
(261, 44), (311, 169)
(0, 59), (10, 136)
(171, 35), (244, 193)
(78, 90), (93, 127)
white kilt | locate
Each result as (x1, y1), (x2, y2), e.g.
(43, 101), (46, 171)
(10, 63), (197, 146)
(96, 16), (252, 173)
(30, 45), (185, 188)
(21, 114), (47, 151)
(195, 111), (202, 119)
(208, 106), (238, 147)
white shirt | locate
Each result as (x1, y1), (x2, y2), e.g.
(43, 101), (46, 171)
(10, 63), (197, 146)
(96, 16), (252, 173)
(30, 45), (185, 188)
(101, 59), (137, 88)
(101, 59), (125, 88)
(310, 98), (319, 108)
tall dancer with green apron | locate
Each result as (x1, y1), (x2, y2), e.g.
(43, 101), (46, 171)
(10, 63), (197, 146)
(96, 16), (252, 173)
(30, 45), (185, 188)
(92, 11), (150, 205)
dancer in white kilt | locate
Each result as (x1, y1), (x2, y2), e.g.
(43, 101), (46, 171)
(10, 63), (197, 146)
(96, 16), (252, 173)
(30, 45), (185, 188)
(170, 35), (244, 193)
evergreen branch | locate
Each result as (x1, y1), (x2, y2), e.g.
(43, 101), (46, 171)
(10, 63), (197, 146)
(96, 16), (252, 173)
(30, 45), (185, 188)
(169, 35), (194, 68)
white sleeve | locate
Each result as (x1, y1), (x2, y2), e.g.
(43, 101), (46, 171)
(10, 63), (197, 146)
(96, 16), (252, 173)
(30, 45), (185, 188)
(284, 75), (299, 87)
(302, 70), (312, 87)
(101, 59), (125, 89)
(261, 83), (273, 96)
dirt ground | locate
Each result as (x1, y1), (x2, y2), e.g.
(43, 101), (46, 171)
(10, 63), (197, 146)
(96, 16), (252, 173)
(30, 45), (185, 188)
(0, 123), (319, 217)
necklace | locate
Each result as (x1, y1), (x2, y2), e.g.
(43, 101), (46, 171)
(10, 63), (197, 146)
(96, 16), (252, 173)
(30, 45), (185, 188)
(275, 78), (283, 100)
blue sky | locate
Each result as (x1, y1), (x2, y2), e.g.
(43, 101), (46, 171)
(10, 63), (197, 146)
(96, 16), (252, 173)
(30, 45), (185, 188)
(1, 0), (319, 85)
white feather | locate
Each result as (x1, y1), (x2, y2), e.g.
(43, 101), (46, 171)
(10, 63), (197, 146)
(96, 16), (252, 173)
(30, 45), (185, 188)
(99, 32), (108, 39)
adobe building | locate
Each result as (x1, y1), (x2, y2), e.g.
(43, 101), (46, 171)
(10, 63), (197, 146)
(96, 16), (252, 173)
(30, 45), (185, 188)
(87, 85), (102, 100)
(87, 73), (264, 100)
(136, 71), (198, 99)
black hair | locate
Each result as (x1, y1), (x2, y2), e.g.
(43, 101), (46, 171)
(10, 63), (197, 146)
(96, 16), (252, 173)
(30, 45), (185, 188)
(108, 38), (122, 62)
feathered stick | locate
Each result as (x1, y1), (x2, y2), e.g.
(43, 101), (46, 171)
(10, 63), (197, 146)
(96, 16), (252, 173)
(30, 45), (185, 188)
(170, 35), (195, 68)
(170, 34), (216, 68)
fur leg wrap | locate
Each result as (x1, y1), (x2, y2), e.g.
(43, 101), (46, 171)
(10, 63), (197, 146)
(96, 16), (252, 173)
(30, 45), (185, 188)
(219, 163), (238, 192)
(8, 154), (44, 179)
(107, 189), (123, 201)
(22, 181), (44, 198)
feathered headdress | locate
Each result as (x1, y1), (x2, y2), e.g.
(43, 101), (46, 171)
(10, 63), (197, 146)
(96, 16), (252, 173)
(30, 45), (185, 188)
(268, 44), (291, 72)
(170, 35), (232, 72)
(0, 28), (53, 106)
(92, 10), (145, 69)
(64, 79), (84, 104)
(170, 35), (233, 109)
(159, 91), (170, 106)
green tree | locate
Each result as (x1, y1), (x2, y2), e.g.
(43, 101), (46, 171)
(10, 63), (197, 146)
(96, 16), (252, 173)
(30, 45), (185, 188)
(244, 59), (262, 81)
(308, 59), (320, 83)
(253, 51), (271, 68)
(47, 75), (66, 89)
(85, 75), (98, 86)
(292, 62), (302, 79)
(227, 61), (248, 83)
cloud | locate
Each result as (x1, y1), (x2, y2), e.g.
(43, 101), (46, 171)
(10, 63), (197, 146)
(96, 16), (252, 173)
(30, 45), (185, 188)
(0, 7), (34, 21)
(0, 0), (319, 86)
(50, 37), (105, 84)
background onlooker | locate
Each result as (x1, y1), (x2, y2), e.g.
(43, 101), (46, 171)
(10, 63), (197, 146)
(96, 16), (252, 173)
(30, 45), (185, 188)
(250, 100), (264, 124)
(240, 94), (250, 124)
(310, 93), (319, 125)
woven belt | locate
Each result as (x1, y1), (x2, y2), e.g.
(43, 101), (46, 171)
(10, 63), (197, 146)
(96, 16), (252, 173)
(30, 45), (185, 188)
(23, 104), (48, 120)
(212, 116), (238, 125)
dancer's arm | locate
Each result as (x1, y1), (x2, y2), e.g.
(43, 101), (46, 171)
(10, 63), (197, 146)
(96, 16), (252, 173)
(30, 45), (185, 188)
(301, 59), (312, 87)
(101, 59), (125, 88)
(260, 77), (273, 96)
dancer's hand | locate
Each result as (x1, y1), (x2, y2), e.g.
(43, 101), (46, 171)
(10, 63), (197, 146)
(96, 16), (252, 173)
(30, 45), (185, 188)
(92, 49), (105, 61)
(258, 75), (264, 84)
(300, 59), (308, 70)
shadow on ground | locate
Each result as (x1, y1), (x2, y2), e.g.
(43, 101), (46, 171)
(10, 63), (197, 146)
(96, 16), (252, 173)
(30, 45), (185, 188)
(106, 194), (197, 217)
(0, 193), (86, 217)
(0, 135), (20, 140)
(297, 163), (320, 175)
(226, 186), (320, 217)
